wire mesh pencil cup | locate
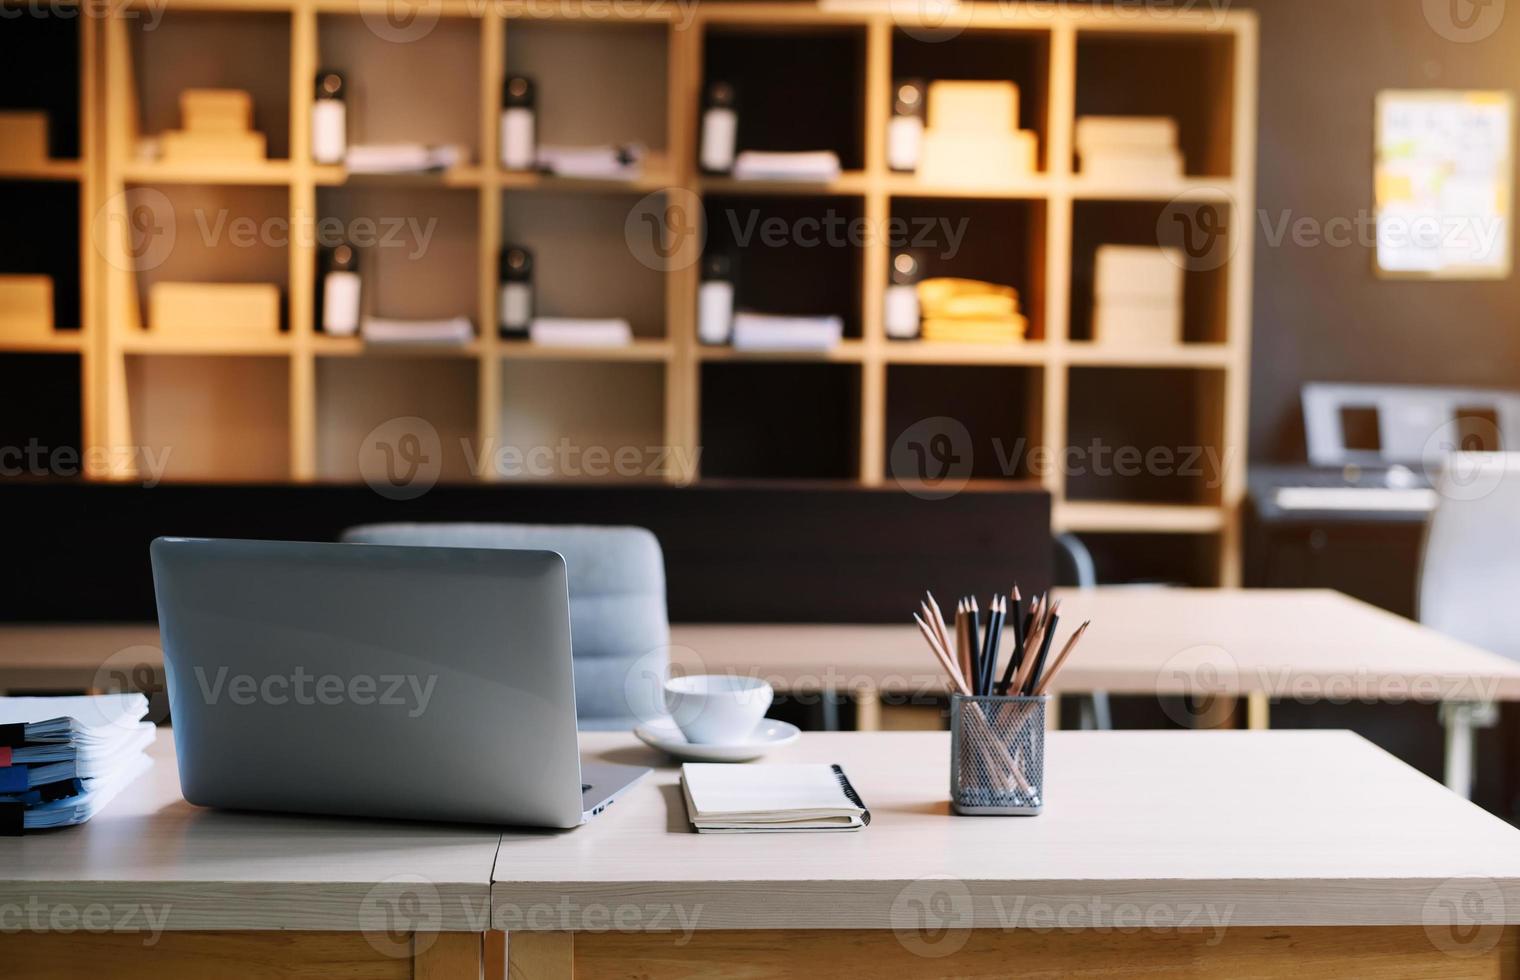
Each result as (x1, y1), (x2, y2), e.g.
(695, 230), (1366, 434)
(950, 694), (1047, 816)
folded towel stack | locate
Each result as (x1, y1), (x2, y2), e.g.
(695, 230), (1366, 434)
(917, 278), (1027, 343)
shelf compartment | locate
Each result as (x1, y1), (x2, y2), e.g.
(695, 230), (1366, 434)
(1, 14), (81, 162)
(0, 181), (81, 334)
(501, 190), (667, 340)
(1054, 501), (1228, 535)
(1073, 30), (1236, 179)
(696, 339), (867, 363)
(315, 357), (478, 482)
(125, 354), (290, 482)
(317, 14), (482, 165)
(130, 9), (293, 161)
(495, 360), (668, 482)
(125, 183), (290, 339)
(890, 196), (1047, 342)
(503, 20), (668, 161)
(884, 364), (1044, 484)
(698, 361), (860, 480)
(1050, 527), (1224, 586)
(316, 184), (479, 326)
(1064, 366), (1226, 508)
(890, 27), (1051, 174)
(0, 353), (82, 477)
(702, 26), (867, 172)
(702, 194), (866, 339)
(501, 339), (671, 362)
(884, 342), (1046, 366)
(1069, 198), (1232, 346)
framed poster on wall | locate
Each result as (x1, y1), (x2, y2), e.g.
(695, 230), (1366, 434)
(1374, 90), (1514, 280)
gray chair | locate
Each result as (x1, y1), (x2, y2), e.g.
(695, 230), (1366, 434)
(341, 523), (669, 731)
(1417, 453), (1520, 797)
(1054, 533), (1110, 731)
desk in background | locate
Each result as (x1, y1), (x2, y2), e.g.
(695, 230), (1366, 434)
(5, 730), (1519, 977)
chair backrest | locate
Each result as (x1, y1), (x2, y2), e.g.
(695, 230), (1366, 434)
(342, 523), (669, 729)
(1418, 453), (1520, 663)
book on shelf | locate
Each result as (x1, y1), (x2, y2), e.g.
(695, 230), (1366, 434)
(345, 143), (466, 175)
(731, 151), (842, 183)
(527, 317), (633, 348)
(1076, 115), (1184, 182)
(731, 313), (843, 352)
(360, 315), (475, 345)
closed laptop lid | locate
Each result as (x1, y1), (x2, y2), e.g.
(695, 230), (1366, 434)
(150, 537), (585, 828)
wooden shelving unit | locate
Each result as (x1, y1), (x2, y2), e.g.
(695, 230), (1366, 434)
(26, 0), (1256, 584)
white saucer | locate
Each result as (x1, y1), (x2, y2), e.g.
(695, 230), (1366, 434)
(633, 717), (801, 763)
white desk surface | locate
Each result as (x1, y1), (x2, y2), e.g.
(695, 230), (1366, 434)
(2, 589), (1518, 702)
(0, 734), (502, 931)
(495, 730), (1520, 930)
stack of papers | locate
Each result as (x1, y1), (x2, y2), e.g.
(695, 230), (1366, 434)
(528, 317), (633, 347)
(536, 144), (644, 180)
(731, 151), (842, 183)
(1093, 245), (1183, 347)
(0, 694), (155, 834)
(918, 278), (1027, 343)
(681, 762), (870, 833)
(345, 143), (466, 175)
(731, 313), (843, 351)
(1076, 117), (1183, 182)
(361, 315), (475, 346)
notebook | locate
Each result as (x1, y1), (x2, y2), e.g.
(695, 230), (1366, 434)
(680, 763), (870, 833)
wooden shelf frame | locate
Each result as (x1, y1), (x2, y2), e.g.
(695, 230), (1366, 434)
(77, 0), (1254, 583)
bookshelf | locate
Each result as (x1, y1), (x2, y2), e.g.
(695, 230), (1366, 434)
(26, 0), (1256, 585)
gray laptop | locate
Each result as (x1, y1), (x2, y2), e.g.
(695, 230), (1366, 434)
(150, 537), (649, 829)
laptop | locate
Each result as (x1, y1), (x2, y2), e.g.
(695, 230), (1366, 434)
(150, 537), (649, 828)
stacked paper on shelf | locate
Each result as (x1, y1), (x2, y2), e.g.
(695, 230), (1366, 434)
(536, 144), (644, 180)
(0, 694), (156, 834)
(528, 317), (633, 347)
(361, 315), (475, 345)
(149, 282), (281, 337)
(1076, 116), (1183, 181)
(731, 313), (843, 351)
(1093, 245), (1184, 347)
(920, 81), (1040, 185)
(731, 151), (842, 182)
(346, 143), (466, 174)
(917, 278), (1027, 343)
(157, 88), (266, 164)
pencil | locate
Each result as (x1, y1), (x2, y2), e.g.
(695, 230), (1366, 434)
(1023, 611), (1060, 695)
(914, 613), (971, 696)
(981, 595), (1004, 696)
(1034, 621), (1090, 697)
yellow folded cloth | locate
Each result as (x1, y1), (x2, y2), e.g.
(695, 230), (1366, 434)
(921, 316), (1028, 343)
(924, 294), (1020, 319)
(918, 277), (1018, 309)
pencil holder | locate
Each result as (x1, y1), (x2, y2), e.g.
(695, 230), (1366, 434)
(949, 694), (1047, 816)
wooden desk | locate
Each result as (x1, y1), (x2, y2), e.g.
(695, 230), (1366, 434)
(4, 589), (1519, 794)
(501, 730), (1520, 977)
(0, 734), (502, 977)
(8, 731), (1519, 978)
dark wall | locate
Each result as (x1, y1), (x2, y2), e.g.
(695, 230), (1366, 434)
(1245, 0), (1520, 460)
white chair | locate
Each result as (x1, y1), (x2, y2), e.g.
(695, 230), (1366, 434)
(1417, 452), (1520, 796)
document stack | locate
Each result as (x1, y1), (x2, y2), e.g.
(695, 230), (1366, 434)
(731, 313), (843, 351)
(1076, 117), (1183, 182)
(0, 694), (155, 835)
(917, 278), (1027, 344)
(361, 315), (475, 346)
(155, 89), (267, 164)
(1093, 245), (1184, 347)
(731, 151), (842, 183)
(529, 317), (633, 348)
(920, 81), (1039, 185)
(536, 144), (644, 181)
(345, 143), (466, 175)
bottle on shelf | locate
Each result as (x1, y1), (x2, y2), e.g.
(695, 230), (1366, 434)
(888, 79), (925, 174)
(312, 71), (347, 165)
(319, 242), (362, 337)
(698, 253), (736, 345)
(884, 250), (923, 341)
(699, 81), (738, 175)
(499, 245), (534, 339)
(500, 75), (537, 172)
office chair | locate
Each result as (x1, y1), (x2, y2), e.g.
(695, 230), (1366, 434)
(342, 523), (670, 731)
(1417, 452), (1520, 798)
(1054, 533), (1111, 731)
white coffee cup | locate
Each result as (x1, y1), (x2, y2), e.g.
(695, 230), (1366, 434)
(664, 674), (774, 745)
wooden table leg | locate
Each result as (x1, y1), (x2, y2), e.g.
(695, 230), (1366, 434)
(414, 932), (483, 979)
(1247, 691), (1271, 731)
(507, 931), (574, 980)
(853, 685), (881, 731)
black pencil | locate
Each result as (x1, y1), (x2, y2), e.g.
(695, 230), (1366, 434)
(982, 596), (1005, 696)
(998, 587), (1025, 695)
(1023, 611), (1059, 696)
